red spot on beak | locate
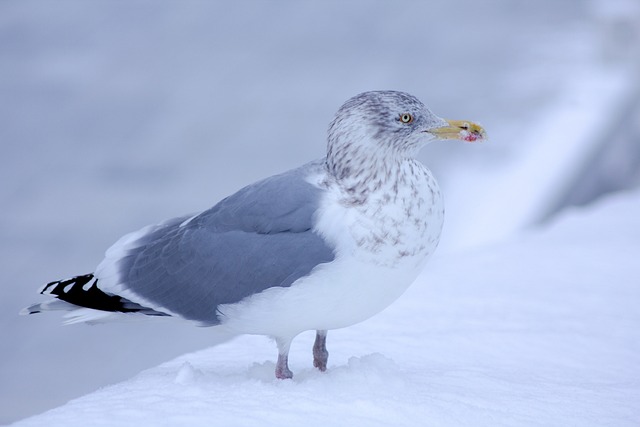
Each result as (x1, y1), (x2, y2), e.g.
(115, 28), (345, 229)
(461, 130), (481, 143)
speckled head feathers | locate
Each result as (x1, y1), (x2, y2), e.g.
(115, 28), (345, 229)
(326, 91), (446, 181)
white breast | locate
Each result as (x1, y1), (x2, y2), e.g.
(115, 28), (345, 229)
(218, 160), (444, 339)
(325, 160), (444, 269)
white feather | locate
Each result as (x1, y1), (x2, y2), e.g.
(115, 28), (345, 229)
(62, 308), (117, 325)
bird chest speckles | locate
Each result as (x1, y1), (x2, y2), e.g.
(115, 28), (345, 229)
(337, 160), (444, 267)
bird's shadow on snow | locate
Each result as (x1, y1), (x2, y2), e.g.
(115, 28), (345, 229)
(168, 352), (408, 394)
(246, 353), (402, 383)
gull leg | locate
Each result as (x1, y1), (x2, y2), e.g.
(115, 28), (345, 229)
(275, 337), (293, 379)
(313, 330), (329, 372)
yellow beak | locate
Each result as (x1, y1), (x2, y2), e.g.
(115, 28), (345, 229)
(429, 119), (486, 142)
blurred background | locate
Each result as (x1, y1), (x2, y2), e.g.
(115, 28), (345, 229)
(1, 0), (639, 423)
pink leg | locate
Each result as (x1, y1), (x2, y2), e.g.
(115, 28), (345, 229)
(313, 330), (329, 372)
(275, 337), (293, 379)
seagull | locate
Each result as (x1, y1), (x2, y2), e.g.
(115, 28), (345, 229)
(22, 91), (485, 379)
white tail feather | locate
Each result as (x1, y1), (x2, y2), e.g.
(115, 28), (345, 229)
(62, 308), (117, 325)
(20, 299), (78, 315)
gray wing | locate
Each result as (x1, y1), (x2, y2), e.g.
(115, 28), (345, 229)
(109, 160), (335, 325)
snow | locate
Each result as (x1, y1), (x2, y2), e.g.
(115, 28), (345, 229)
(11, 189), (640, 427)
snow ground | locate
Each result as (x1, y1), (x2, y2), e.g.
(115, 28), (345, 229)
(11, 189), (640, 427)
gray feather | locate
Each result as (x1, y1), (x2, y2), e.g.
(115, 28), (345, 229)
(115, 161), (335, 325)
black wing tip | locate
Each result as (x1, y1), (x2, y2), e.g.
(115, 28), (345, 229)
(40, 273), (136, 313)
(19, 306), (40, 315)
(38, 273), (170, 317)
(40, 274), (94, 296)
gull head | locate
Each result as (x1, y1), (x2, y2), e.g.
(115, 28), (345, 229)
(326, 91), (485, 180)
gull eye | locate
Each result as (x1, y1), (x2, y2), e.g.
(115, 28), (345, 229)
(399, 113), (414, 124)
